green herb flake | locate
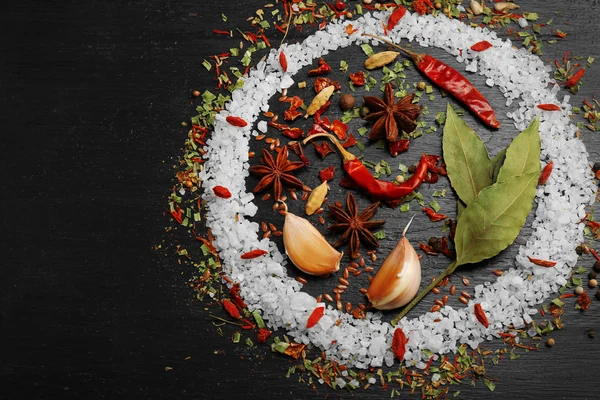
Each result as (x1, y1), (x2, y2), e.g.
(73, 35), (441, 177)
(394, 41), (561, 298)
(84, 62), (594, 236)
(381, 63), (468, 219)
(221, 13), (228, 22)
(400, 203), (410, 212)
(355, 141), (365, 151)
(232, 331), (241, 343)
(588, 56), (595, 67)
(252, 310), (265, 328)
(361, 43), (374, 57)
(340, 60), (349, 73)
(375, 139), (386, 149)
(202, 60), (212, 71)
(245, 337), (254, 347)
(357, 127), (368, 137)
(552, 298), (565, 308)
(433, 189), (447, 198)
(523, 12), (539, 21)
(484, 379), (496, 391)
(374, 230), (386, 240)
(429, 200), (441, 213)
(576, 266), (587, 274)
(355, 4), (363, 15)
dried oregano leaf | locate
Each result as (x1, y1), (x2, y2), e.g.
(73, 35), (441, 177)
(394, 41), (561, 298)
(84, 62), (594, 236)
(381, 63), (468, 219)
(454, 172), (538, 266)
(442, 103), (492, 206)
(496, 117), (541, 182)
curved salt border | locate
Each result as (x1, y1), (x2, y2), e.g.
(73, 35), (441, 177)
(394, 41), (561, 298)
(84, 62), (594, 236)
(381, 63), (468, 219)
(198, 11), (596, 369)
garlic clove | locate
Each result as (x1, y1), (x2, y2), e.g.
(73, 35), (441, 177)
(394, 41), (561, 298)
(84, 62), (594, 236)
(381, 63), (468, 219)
(283, 210), (342, 276)
(367, 220), (421, 310)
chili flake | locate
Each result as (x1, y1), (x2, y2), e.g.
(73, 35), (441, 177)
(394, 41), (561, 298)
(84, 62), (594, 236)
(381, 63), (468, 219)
(306, 305), (325, 329)
(308, 58), (332, 76)
(348, 71), (365, 86)
(319, 165), (335, 182)
(213, 185), (232, 199)
(391, 328), (408, 361)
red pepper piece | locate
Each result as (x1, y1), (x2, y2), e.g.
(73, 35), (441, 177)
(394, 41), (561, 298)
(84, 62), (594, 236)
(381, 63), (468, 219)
(306, 306), (325, 329)
(269, 121), (304, 139)
(348, 71), (365, 86)
(473, 303), (489, 328)
(287, 141), (310, 166)
(226, 115), (248, 127)
(213, 185), (232, 199)
(423, 207), (448, 222)
(308, 123), (329, 137)
(538, 161), (553, 185)
(257, 327), (272, 343)
(284, 109), (302, 121)
(470, 40), (493, 52)
(341, 134), (357, 149)
(284, 343), (306, 359)
(566, 68), (585, 88)
(241, 249), (268, 259)
(424, 171), (439, 184)
(391, 328), (408, 361)
(387, 5), (407, 31)
(308, 58), (331, 76)
(345, 24), (358, 35)
(313, 100), (331, 125)
(279, 50), (288, 72)
(213, 29), (231, 36)
(578, 291), (591, 311)
(527, 256), (556, 267)
(319, 165), (335, 182)
(314, 77), (340, 93)
(222, 299), (241, 319)
(537, 104), (561, 111)
(419, 242), (438, 256)
(331, 120), (348, 140)
(312, 141), (335, 159)
(229, 283), (247, 309)
(389, 139), (409, 157)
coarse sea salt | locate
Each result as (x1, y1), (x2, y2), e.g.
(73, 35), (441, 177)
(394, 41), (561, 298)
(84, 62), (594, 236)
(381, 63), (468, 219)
(198, 11), (596, 369)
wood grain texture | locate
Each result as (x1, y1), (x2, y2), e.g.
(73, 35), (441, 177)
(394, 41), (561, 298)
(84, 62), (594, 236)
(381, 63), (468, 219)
(0, 0), (599, 399)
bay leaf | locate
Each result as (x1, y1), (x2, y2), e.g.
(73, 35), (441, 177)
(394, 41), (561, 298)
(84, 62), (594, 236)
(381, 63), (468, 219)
(457, 198), (466, 221)
(489, 147), (506, 183)
(496, 117), (540, 182)
(454, 172), (538, 266)
(443, 103), (492, 206)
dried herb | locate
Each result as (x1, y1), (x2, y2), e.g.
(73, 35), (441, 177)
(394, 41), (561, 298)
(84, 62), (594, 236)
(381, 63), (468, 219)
(496, 117), (540, 183)
(327, 192), (384, 259)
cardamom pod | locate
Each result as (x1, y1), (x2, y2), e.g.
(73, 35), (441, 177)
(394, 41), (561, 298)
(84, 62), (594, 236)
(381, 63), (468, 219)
(494, 2), (519, 12)
(305, 181), (329, 215)
(305, 85), (335, 117)
(364, 51), (400, 70)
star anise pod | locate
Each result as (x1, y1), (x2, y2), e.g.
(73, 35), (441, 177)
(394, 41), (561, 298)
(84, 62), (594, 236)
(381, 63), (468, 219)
(327, 192), (385, 259)
(363, 83), (422, 142)
(250, 145), (307, 201)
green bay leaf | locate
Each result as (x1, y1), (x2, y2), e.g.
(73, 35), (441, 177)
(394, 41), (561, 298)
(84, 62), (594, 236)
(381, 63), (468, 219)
(489, 147), (507, 183)
(497, 117), (541, 182)
(455, 172), (538, 266)
(443, 103), (492, 206)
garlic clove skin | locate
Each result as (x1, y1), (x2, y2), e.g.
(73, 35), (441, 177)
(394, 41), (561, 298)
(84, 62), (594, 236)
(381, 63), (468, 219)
(367, 235), (421, 310)
(283, 211), (342, 276)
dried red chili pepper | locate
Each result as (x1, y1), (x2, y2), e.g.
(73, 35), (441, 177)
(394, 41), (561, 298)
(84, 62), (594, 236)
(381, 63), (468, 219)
(470, 40), (492, 52)
(283, 109), (302, 121)
(308, 58), (331, 76)
(308, 124), (328, 137)
(222, 299), (241, 319)
(306, 306), (325, 328)
(363, 34), (500, 129)
(473, 303), (489, 328)
(527, 256), (556, 267)
(241, 249), (268, 259)
(313, 101), (331, 125)
(348, 71), (365, 86)
(213, 29), (231, 36)
(387, 5), (407, 31)
(423, 207), (448, 222)
(424, 171), (439, 184)
(537, 104), (561, 111)
(305, 133), (439, 201)
(331, 120), (348, 140)
(279, 50), (288, 72)
(269, 121), (304, 139)
(341, 134), (357, 149)
(419, 242), (438, 256)
(284, 343), (306, 359)
(229, 283), (247, 309)
(319, 165), (335, 182)
(314, 77), (340, 93)
(389, 140), (410, 157)
(566, 68), (585, 88)
(226, 115), (248, 127)
(577, 291), (591, 311)
(345, 24), (358, 35)
(288, 141), (310, 166)
(257, 328), (272, 343)
(391, 328), (408, 361)
(312, 140), (335, 159)
(213, 185), (232, 199)
(538, 161), (553, 185)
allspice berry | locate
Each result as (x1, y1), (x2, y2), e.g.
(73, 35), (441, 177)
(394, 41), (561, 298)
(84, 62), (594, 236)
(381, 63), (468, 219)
(546, 338), (555, 347)
(593, 260), (600, 273)
(589, 271), (597, 280)
(339, 94), (355, 111)
(416, 81), (426, 91)
(590, 278), (598, 288)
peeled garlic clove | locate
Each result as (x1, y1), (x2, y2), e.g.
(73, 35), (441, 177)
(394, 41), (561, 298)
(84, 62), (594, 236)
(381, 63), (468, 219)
(367, 235), (421, 310)
(283, 210), (342, 276)
(470, 0), (483, 15)
(305, 181), (328, 215)
(494, 2), (519, 12)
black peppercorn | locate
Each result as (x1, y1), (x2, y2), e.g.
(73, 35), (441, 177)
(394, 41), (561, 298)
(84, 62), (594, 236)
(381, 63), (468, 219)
(593, 260), (600, 273)
(428, 237), (443, 252)
(593, 162), (600, 172)
(588, 330), (596, 339)
(596, 289), (600, 301)
(588, 271), (597, 280)
(576, 245), (585, 255)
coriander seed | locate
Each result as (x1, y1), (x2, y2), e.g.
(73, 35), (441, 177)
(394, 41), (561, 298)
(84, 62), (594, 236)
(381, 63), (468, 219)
(575, 286), (584, 295)
(434, 1), (442, 9)
(589, 278), (598, 288)
(593, 260), (600, 273)
(546, 338), (555, 347)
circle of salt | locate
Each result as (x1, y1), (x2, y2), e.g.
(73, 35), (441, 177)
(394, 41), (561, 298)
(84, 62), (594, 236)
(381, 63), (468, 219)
(199, 11), (595, 369)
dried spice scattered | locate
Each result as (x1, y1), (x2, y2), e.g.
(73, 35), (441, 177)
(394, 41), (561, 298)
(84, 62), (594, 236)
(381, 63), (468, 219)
(279, 50), (288, 72)
(391, 328), (408, 361)
(312, 140), (335, 158)
(269, 120), (304, 139)
(222, 299), (241, 319)
(474, 303), (490, 328)
(470, 40), (492, 52)
(319, 165), (335, 182)
(306, 306), (325, 328)
(528, 256), (557, 268)
(348, 71), (365, 86)
(537, 103), (561, 111)
(287, 141), (310, 166)
(364, 83), (422, 142)
(250, 146), (307, 201)
(308, 58), (332, 76)
(327, 192), (385, 258)
(538, 161), (553, 185)
(213, 185), (232, 199)
(241, 249), (268, 259)
(314, 77), (341, 93)
(423, 207), (448, 222)
(387, 5), (407, 31)
(226, 115), (248, 127)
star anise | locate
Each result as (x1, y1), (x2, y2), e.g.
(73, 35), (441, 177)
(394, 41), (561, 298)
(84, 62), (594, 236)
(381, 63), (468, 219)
(363, 82), (422, 142)
(327, 192), (385, 259)
(250, 145), (307, 201)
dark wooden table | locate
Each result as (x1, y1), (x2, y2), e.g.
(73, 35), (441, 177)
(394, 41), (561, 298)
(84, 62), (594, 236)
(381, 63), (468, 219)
(1, 0), (599, 398)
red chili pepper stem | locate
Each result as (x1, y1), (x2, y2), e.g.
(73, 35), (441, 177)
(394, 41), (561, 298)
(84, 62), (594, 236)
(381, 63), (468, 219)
(391, 260), (458, 326)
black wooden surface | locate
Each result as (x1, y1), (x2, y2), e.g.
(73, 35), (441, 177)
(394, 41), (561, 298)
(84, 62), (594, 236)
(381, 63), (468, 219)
(1, 0), (599, 399)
